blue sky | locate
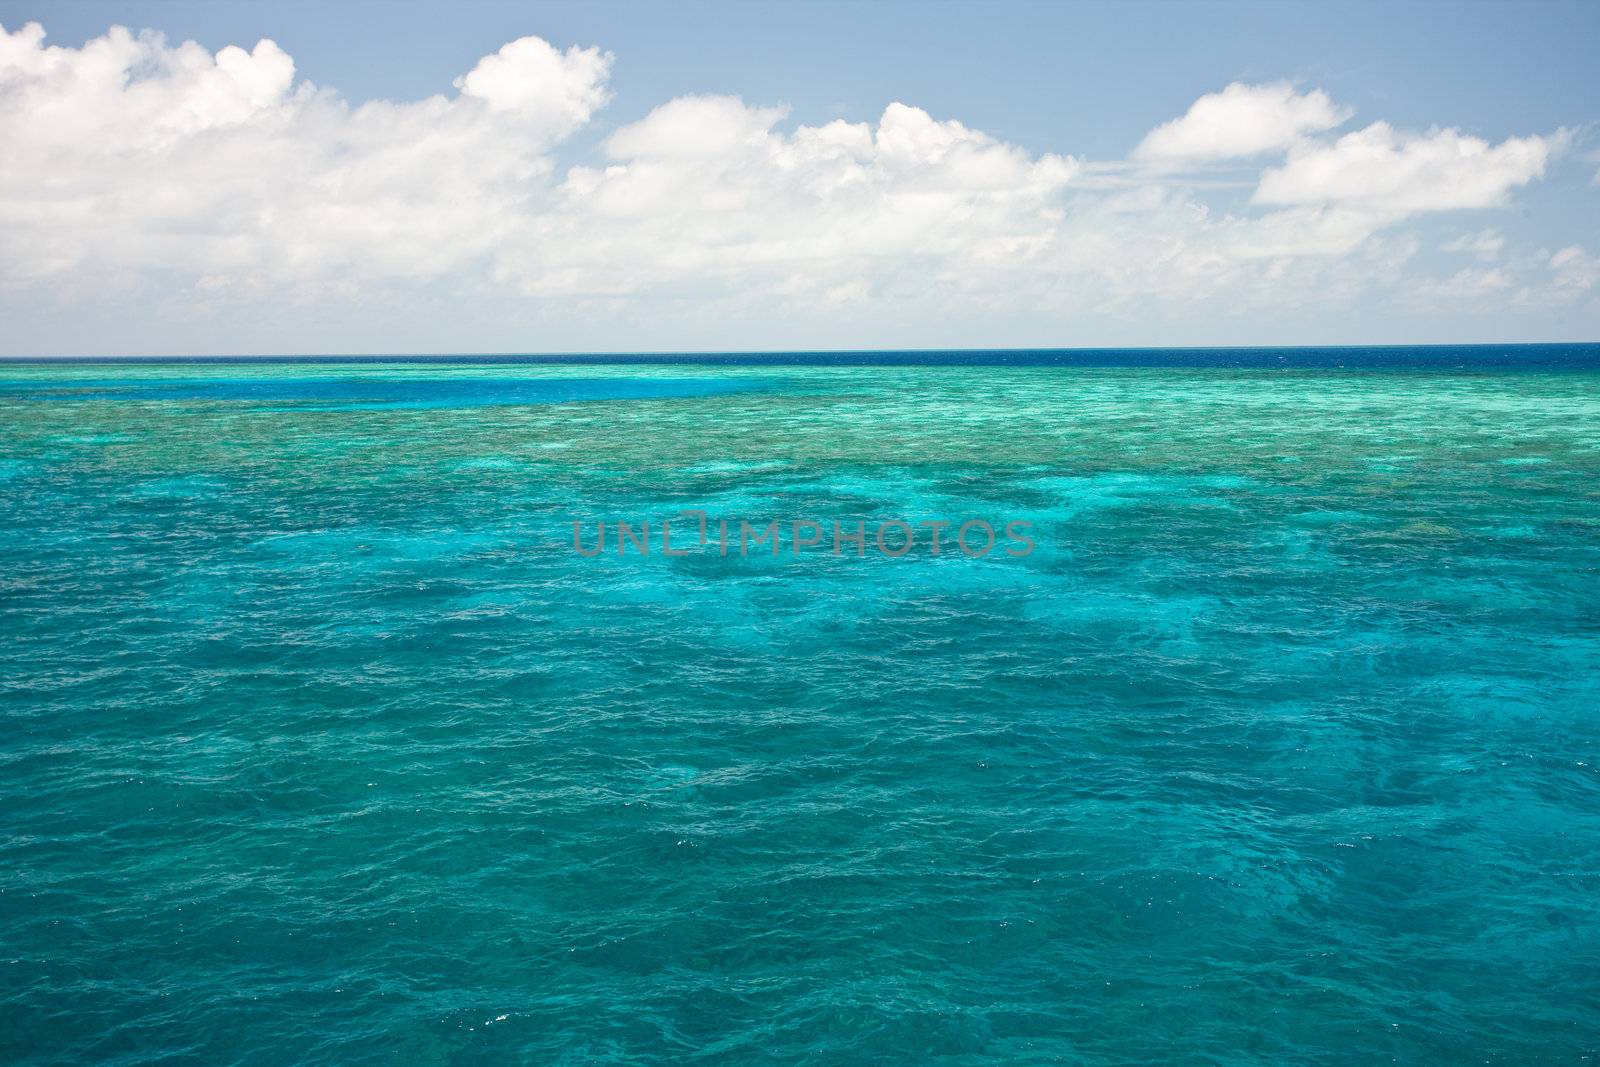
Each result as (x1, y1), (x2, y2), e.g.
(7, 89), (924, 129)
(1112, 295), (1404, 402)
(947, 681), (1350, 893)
(1, 0), (1596, 354)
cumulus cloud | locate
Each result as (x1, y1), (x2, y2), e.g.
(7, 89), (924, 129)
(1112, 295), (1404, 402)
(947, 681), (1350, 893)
(454, 34), (611, 129)
(0, 21), (617, 290)
(0, 21), (1589, 350)
(1254, 123), (1565, 210)
(1132, 81), (1350, 163)
(510, 97), (1079, 299)
(605, 94), (790, 160)
(0, 22), (1087, 307)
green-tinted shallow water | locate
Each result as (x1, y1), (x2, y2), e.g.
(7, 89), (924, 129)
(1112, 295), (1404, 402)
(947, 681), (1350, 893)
(2, 362), (1599, 1064)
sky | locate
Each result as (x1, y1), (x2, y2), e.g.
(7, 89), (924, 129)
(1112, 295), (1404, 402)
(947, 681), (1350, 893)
(1, 0), (1597, 355)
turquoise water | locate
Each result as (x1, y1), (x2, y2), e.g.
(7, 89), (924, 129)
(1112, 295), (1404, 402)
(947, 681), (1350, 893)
(2, 357), (1599, 1063)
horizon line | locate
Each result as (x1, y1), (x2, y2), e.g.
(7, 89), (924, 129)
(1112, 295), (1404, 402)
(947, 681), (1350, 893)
(4, 340), (1600, 363)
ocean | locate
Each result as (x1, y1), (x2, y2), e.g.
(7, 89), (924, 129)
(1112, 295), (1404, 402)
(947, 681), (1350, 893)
(2, 348), (1598, 1063)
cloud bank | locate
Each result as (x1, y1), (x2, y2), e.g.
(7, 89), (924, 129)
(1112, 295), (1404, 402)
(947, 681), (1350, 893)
(0, 21), (1592, 352)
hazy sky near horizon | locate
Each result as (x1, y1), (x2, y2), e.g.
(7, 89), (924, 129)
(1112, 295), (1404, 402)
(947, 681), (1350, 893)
(2, 0), (1597, 355)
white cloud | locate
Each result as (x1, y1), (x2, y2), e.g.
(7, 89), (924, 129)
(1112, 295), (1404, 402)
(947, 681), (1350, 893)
(1133, 81), (1350, 163)
(0, 23), (295, 149)
(605, 95), (790, 160)
(0, 22), (611, 288)
(1416, 267), (1515, 305)
(0, 22), (1589, 351)
(1549, 245), (1600, 295)
(453, 34), (611, 129)
(1254, 122), (1565, 211)
(1443, 228), (1504, 261)
(511, 97), (1079, 298)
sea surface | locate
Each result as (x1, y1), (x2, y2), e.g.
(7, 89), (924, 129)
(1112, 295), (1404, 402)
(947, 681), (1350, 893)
(2, 348), (1599, 1064)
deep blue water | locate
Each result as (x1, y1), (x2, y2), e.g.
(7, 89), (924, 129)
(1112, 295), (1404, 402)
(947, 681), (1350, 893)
(2, 352), (1598, 1064)
(7, 341), (1600, 368)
